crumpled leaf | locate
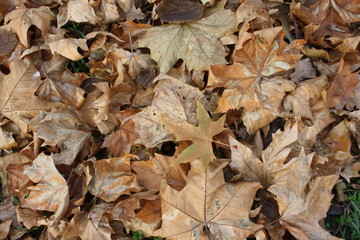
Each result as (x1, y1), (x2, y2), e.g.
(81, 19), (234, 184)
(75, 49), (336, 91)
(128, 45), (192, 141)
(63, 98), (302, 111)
(88, 155), (141, 202)
(229, 122), (298, 188)
(63, 207), (113, 240)
(131, 74), (204, 148)
(0, 29), (18, 56)
(4, 6), (55, 47)
(156, 0), (205, 23)
(289, 58), (316, 84)
(30, 109), (92, 165)
(136, 0), (236, 72)
(208, 27), (304, 114)
(325, 59), (360, 108)
(161, 101), (226, 171)
(268, 151), (340, 240)
(20, 153), (69, 226)
(155, 160), (262, 239)
(48, 38), (89, 61)
(57, 0), (100, 27)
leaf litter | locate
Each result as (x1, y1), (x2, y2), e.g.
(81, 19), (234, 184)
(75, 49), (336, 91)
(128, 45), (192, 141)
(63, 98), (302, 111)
(0, 0), (359, 239)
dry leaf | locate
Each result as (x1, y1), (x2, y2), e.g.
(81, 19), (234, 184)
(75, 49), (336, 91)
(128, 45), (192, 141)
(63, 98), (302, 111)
(155, 160), (262, 239)
(20, 153), (69, 226)
(30, 109), (91, 165)
(156, 0), (205, 22)
(230, 122), (298, 188)
(0, 29), (18, 56)
(136, 0), (236, 72)
(289, 58), (316, 84)
(63, 207), (113, 240)
(57, 0), (100, 27)
(48, 38), (89, 61)
(161, 101), (226, 170)
(88, 155), (141, 202)
(326, 59), (360, 108)
(4, 6), (55, 47)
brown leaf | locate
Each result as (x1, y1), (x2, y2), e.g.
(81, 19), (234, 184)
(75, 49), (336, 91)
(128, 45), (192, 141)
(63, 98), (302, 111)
(57, 0), (100, 27)
(63, 207), (113, 240)
(88, 155), (141, 202)
(230, 122), (298, 188)
(0, 58), (62, 131)
(326, 59), (360, 108)
(20, 153), (69, 226)
(209, 27), (304, 113)
(131, 75), (204, 148)
(155, 160), (262, 239)
(48, 38), (89, 61)
(30, 109), (91, 165)
(161, 101), (226, 170)
(0, 220), (11, 239)
(290, 58), (316, 84)
(156, 0), (205, 23)
(0, 29), (18, 56)
(4, 6), (55, 47)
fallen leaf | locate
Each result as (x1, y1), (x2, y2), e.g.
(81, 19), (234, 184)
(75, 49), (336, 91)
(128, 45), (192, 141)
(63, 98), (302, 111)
(229, 122), (298, 188)
(30, 109), (92, 165)
(136, 0), (236, 72)
(131, 75), (204, 148)
(48, 38), (89, 61)
(156, 0), (205, 23)
(20, 153), (69, 226)
(0, 29), (18, 56)
(161, 101), (226, 170)
(88, 155), (141, 202)
(289, 58), (316, 84)
(0, 58), (62, 131)
(63, 207), (113, 240)
(57, 0), (100, 27)
(155, 160), (262, 239)
(326, 59), (360, 108)
(4, 6), (55, 47)
(0, 220), (11, 239)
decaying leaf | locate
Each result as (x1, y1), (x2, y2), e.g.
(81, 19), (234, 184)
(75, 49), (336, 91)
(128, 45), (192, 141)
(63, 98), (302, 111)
(30, 109), (91, 165)
(4, 6), (55, 47)
(88, 155), (141, 202)
(20, 153), (69, 226)
(48, 38), (89, 61)
(230, 122), (298, 188)
(136, 0), (236, 72)
(156, 160), (262, 239)
(161, 101), (226, 170)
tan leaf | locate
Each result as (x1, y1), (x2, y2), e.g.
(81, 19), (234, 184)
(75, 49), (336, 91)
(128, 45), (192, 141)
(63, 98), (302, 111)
(0, 29), (18, 56)
(155, 160), (262, 239)
(48, 38), (89, 61)
(229, 122), (298, 188)
(131, 154), (187, 191)
(57, 0), (100, 27)
(161, 101), (226, 170)
(0, 127), (16, 149)
(88, 155), (141, 202)
(20, 153), (69, 225)
(30, 109), (91, 165)
(0, 220), (11, 239)
(16, 207), (47, 229)
(0, 58), (62, 124)
(209, 27), (304, 113)
(289, 58), (316, 84)
(136, 0), (236, 72)
(63, 207), (113, 240)
(341, 161), (360, 183)
(271, 172), (340, 239)
(326, 59), (360, 108)
(131, 75), (203, 148)
(4, 6), (55, 47)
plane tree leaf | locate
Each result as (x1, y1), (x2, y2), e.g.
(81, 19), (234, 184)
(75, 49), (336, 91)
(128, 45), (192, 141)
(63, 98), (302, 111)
(161, 101), (226, 171)
(136, 0), (236, 73)
(20, 153), (69, 226)
(4, 6), (55, 48)
(155, 160), (262, 239)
